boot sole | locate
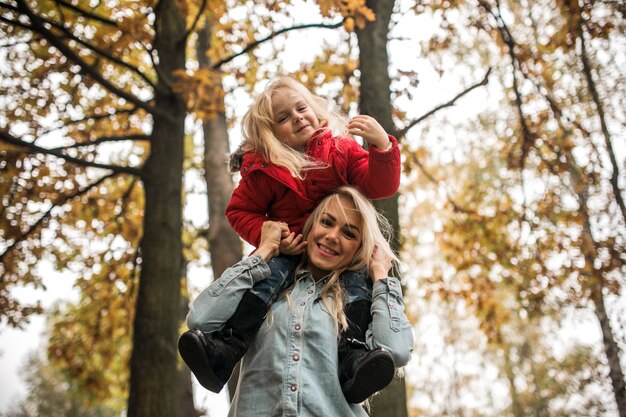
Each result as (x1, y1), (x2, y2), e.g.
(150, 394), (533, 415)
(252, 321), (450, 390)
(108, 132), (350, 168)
(178, 330), (225, 393)
(342, 349), (395, 403)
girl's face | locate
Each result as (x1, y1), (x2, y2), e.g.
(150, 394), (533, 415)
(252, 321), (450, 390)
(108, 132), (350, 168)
(306, 195), (363, 281)
(271, 88), (320, 150)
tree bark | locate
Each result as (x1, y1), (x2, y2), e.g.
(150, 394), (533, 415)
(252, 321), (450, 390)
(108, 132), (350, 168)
(127, 1), (188, 416)
(503, 344), (524, 417)
(573, 160), (626, 417)
(197, 20), (245, 400)
(578, 22), (626, 226)
(355, 1), (408, 416)
(590, 282), (626, 417)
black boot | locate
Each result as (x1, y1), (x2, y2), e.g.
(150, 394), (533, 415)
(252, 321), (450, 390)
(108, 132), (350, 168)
(338, 300), (395, 403)
(178, 291), (268, 393)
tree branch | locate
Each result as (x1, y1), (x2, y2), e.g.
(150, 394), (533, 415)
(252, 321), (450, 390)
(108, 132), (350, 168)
(406, 152), (477, 215)
(185, 0), (207, 40)
(0, 130), (144, 176)
(478, 0), (534, 170)
(0, 172), (119, 264)
(12, 0), (164, 118)
(40, 13), (157, 90)
(53, 0), (118, 27)
(49, 134), (150, 150)
(38, 107), (139, 138)
(579, 20), (626, 224)
(212, 19), (346, 69)
(397, 68), (492, 139)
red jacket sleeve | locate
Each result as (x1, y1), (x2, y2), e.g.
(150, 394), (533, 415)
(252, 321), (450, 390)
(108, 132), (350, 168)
(225, 172), (275, 247)
(343, 135), (401, 199)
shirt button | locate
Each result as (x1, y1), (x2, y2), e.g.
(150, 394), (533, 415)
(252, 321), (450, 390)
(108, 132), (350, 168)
(292, 354), (300, 361)
(300, 302), (306, 306)
(291, 384), (298, 392)
(317, 141), (322, 145)
(295, 324), (301, 330)
(311, 180), (317, 186)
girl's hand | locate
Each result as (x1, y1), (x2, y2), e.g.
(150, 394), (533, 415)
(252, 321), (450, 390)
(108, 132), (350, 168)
(369, 246), (393, 282)
(279, 231), (307, 255)
(348, 115), (390, 150)
(255, 221), (288, 261)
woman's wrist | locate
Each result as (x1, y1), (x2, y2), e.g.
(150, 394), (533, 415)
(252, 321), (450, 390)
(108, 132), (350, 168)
(254, 244), (277, 262)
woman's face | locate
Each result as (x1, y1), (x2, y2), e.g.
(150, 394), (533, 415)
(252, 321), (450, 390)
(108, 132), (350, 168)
(306, 195), (363, 280)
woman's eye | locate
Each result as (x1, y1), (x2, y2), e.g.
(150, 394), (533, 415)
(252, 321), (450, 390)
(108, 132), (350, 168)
(320, 218), (332, 227)
(343, 230), (356, 239)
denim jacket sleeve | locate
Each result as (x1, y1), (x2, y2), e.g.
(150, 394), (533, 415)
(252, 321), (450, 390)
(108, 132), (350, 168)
(186, 254), (270, 332)
(366, 277), (414, 367)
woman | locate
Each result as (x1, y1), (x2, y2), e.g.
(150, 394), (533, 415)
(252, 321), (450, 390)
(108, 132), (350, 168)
(185, 187), (414, 416)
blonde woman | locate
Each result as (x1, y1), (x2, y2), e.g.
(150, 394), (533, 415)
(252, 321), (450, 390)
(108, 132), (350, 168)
(182, 187), (413, 415)
(179, 76), (401, 403)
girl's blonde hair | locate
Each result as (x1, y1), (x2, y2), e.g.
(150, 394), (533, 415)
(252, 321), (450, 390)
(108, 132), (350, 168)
(297, 186), (400, 335)
(239, 76), (348, 178)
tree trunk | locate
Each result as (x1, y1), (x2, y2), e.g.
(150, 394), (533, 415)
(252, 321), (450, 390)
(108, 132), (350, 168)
(575, 169), (626, 417)
(197, 20), (245, 400)
(355, 1), (408, 417)
(127, 1), (188, 416)
(503, 344), (524, 417)
(591, 281), (626, 417)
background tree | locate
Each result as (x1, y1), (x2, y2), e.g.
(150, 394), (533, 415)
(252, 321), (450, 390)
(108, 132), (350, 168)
(400, 0), (625, 415)
(2, 351), (119, 417)
(0, 0), (195, 415)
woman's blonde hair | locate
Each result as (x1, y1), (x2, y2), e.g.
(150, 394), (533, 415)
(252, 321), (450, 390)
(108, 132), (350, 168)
(239, 76), (348, 178)
(297, 186), (400, 335)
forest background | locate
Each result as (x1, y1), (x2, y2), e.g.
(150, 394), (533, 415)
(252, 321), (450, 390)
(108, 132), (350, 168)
(0, 0), (625, 416)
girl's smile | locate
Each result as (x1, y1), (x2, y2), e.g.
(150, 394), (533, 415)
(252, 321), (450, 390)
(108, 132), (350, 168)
(272, 88), (320, 150)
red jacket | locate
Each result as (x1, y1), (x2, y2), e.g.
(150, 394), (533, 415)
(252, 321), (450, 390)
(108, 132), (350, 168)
(226, 130), (401, 247)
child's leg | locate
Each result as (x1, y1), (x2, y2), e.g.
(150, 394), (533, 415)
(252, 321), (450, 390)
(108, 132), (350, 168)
(178, 255), (297, 393)
(338, 268), (395, 403)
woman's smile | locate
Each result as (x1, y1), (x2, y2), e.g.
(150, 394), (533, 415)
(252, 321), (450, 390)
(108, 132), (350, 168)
(306, 195), (362, 281)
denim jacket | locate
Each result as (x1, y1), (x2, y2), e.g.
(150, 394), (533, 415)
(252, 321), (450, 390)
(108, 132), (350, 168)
(187, 255), (414, 417)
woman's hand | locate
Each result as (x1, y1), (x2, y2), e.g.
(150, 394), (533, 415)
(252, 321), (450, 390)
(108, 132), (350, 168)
(369, 246), (393, 282)
(255, 221), (287, 261)
(348, 115), (390, 150)
(279, 231), (307, 255)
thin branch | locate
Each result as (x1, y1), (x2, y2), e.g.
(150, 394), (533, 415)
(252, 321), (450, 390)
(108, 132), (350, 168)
(407, 153), (477, 215)
(212, 19), (346, 69)
(41, 14), (157, 90)
(397, 68), (492, 139)
(0, 172), (119, 264)
(49, 134), (150, 150)
(185, 0), (207, 40)
(13, 0), (163, 118)
(579, 20), (626, 224)
(0, 130), (144, 176)
(38, 107), (139, 137)
(53, 0), (118, 27)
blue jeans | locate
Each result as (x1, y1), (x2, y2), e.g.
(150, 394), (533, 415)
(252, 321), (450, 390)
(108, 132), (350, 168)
(250, 255), (372, 306)
(250, 255), (299, 304)
(341, 268), (373, 304)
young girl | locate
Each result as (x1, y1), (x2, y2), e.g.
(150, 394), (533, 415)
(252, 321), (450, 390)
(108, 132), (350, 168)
(179, 76), (401, 403)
